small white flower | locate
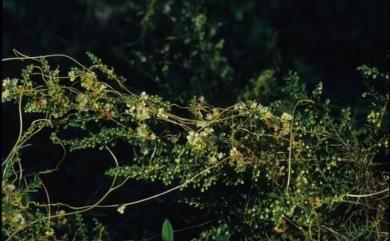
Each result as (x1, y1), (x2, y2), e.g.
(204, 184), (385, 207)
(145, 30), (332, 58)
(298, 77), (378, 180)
(12, 213), (25, 225)
(249, 101), (258, 110)
(186, 131), (205, 150)
(234, 102), (246, 111)
(208, 155), (217, 164)
(367, 111), (381, 126)
(230, 147), (239, 157)
(76, 93), (89, 110)
(281, 113), (293, 122)
(11, 78), (18, 85)
(205, 113), (213, 120)
(6, 184), (15, 191)
(2, 89), (10, 100)
(135, 102), (150, 120)
(2, 78), (11, 87)
(117, 205), (126, 214)
(258, 105), (272, 119)
(140, 91), (148, 100)
(157, 108), (168, 119)
(196, 121), (207, 128)
(200, 127), (214, 137)
(68, 71), (76, 82)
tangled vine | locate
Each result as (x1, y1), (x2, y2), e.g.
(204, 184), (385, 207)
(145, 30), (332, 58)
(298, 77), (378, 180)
(2, 51), (389, 240)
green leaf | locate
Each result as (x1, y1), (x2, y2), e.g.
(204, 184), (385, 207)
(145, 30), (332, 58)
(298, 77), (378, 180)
(162, 219), (174, 241)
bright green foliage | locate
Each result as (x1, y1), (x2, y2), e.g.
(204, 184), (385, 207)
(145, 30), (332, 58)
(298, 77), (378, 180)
(1, 54), (389, 240)
(162, 219), (174, 241)
(195, 223), (230, 241)
(2, 179), (108, 241)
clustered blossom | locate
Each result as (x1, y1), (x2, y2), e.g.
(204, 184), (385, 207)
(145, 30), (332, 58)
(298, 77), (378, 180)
(56, 210), (67, 225)
(229, 146), (245, 167)
(2, 78), (19, 102)
(205, 108), (220, 120)
(9, 213), (26, 226)
(281, 113), (293, 122)
(136, 124), (156, 141)
(233, 102), (248, 115)
(207, 155), (217, 164)
(156, 107), (168, 119)
(76, 93), (89, 111)
(68, 70), (77, 82)
(125, 92), (153, 121)
(234, 101), (275, 122)
(80, 71), (107, 95)
(258, 105), (273, 120)
(80, 72), (96, 89)
(186, 127), (214, 150)
(187, 131), (204, 150)
(280, 112), (293, 136)
(367, 110), (381, 127)
(117, 205), (126, 214)
(24, 97), (48, 113)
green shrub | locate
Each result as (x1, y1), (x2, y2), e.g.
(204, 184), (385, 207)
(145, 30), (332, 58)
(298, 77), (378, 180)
(1, 52), (389, 240)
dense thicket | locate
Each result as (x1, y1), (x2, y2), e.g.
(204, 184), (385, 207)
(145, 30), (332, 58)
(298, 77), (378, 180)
(2, 1), (389, 240)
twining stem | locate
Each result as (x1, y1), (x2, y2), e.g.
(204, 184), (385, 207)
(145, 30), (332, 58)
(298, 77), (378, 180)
(286, 99), (314, 193)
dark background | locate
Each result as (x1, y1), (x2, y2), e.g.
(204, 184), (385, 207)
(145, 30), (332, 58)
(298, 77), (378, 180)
(2, 0), (389, 240)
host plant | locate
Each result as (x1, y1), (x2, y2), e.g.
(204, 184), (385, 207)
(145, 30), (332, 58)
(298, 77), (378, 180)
(1, 51), (389, 240)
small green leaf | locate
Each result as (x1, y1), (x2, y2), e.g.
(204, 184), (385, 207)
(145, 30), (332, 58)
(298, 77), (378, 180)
(162, 219), (174, 241)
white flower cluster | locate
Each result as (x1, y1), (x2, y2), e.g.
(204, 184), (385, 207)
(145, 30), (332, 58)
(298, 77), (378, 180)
(24, 97), (48, 113)
(117, 205), (126, 214)
(4, 183), (15, 192)
(136, 124), (156, 141)
(80, 72), (96, 89)
(10, 213), (25, 226)
(229, 147), (240, 158)
(258, 105), (273, 120)
(68, 70), (77, 82)
(80, 71), (106, 95)
(281, 113), (293, 122)
(76, 93), (89, 111)
(126, 94), (151, 121)
(207, 152), (225, 164)
(201, 127), (214, 136)
(186, 127), (214, 150)
(229, 146), (245, 167)
(2, 78), (19, 102)
(233, 102), (249, 115)
(187, 131), (203, 149)
(156, 107), (168, 119)
(205, 108), (220, 120)
(367, 111), (381, 128)
(234, 101), (274, 121)
(279, 112), (292, 135)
